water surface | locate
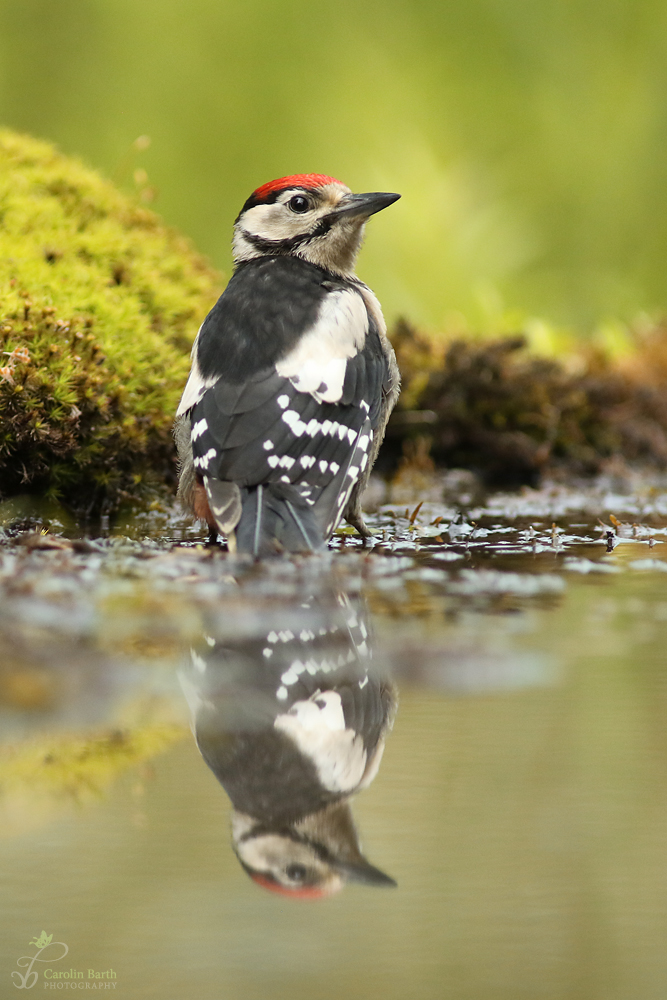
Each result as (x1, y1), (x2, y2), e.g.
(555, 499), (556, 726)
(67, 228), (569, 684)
(2, 477), (667, 999)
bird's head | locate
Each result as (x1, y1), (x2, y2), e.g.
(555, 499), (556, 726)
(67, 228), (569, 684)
(232, 804), (396, 901)
(232, 174), (400, 275)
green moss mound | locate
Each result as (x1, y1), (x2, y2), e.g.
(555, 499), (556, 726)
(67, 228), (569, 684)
(0, 129), (221, 511)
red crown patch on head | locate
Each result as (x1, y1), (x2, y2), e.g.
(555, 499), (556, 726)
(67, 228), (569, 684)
(250, 873), (336, 900)
(252, 174), (343, 201)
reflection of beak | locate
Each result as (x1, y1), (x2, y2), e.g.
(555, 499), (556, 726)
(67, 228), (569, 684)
(332, 191), (401, 221)
(337, 858), (397, 888)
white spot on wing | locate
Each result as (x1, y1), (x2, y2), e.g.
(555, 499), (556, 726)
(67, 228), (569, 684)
(194, 448), (217, 470)
(191, 418), (208, 440)
(191, 651), (207, 673)
(282, 410), (307, 436)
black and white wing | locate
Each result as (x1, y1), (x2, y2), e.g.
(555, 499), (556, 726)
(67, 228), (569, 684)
(181, 592), (396, 820)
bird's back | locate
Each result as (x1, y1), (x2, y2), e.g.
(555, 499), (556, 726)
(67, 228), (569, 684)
(178, 257), (394, 554)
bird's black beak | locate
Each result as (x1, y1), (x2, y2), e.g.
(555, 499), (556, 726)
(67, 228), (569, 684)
(337, 858), (397, 887)
(333, 191), (401, 221)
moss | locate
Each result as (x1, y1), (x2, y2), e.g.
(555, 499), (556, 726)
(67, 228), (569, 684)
(0, 726), (186, 799)
(387, 320), (667, 486)
(0, 129), (221, 512)
(0, 725), (187, 835)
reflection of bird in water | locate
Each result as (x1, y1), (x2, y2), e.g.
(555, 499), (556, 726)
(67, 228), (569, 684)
(180, 593), (397, 898)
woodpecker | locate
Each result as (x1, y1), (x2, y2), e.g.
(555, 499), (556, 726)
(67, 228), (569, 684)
(180, 593), (397, 897)
(175, 174), (401, 555)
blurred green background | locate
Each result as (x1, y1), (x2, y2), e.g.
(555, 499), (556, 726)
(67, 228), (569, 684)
(1, 0), (667, 334)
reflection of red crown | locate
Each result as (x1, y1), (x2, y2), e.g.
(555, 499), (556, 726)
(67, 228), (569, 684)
(252, 175), (342, 201)
(250, 873), (337, 900)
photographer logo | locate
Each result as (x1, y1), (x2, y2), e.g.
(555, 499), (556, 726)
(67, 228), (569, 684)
(12, 933), (116, 990)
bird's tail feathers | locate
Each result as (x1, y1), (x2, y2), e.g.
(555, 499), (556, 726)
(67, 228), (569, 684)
(203, 477), (243, 535)
(236, 483), (325, 557)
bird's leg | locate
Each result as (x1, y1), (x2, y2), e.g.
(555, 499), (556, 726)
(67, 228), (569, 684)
(226, 531), (237, 554)
(345, 510), (372, 543)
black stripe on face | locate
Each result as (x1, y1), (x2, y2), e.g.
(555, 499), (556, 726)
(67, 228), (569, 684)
(237, 189), (281, 219)
(241, 214), (335, 255)
(237, 825), (337, 865)
(238, 184), (325, 218)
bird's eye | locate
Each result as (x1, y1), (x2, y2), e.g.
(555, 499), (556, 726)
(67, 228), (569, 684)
(288, 195), (310, 214)
(285, 863), (308, 882)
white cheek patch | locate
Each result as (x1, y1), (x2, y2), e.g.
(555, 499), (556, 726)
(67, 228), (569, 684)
(236, 833), (317, 876)
(275, 289), (368, 404)
(236, 201), (318, 242)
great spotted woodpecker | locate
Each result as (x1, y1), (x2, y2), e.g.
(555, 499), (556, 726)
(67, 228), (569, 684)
(180, 593), (397, 897)
(175, 174), (401, 555)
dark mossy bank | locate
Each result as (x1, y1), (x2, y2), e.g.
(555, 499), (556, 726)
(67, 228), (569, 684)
(0, 130), (221, 513)
(384, 321), (667, 487)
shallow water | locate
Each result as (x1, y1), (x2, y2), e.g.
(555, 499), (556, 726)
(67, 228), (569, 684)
(2, 477), (667, 999)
